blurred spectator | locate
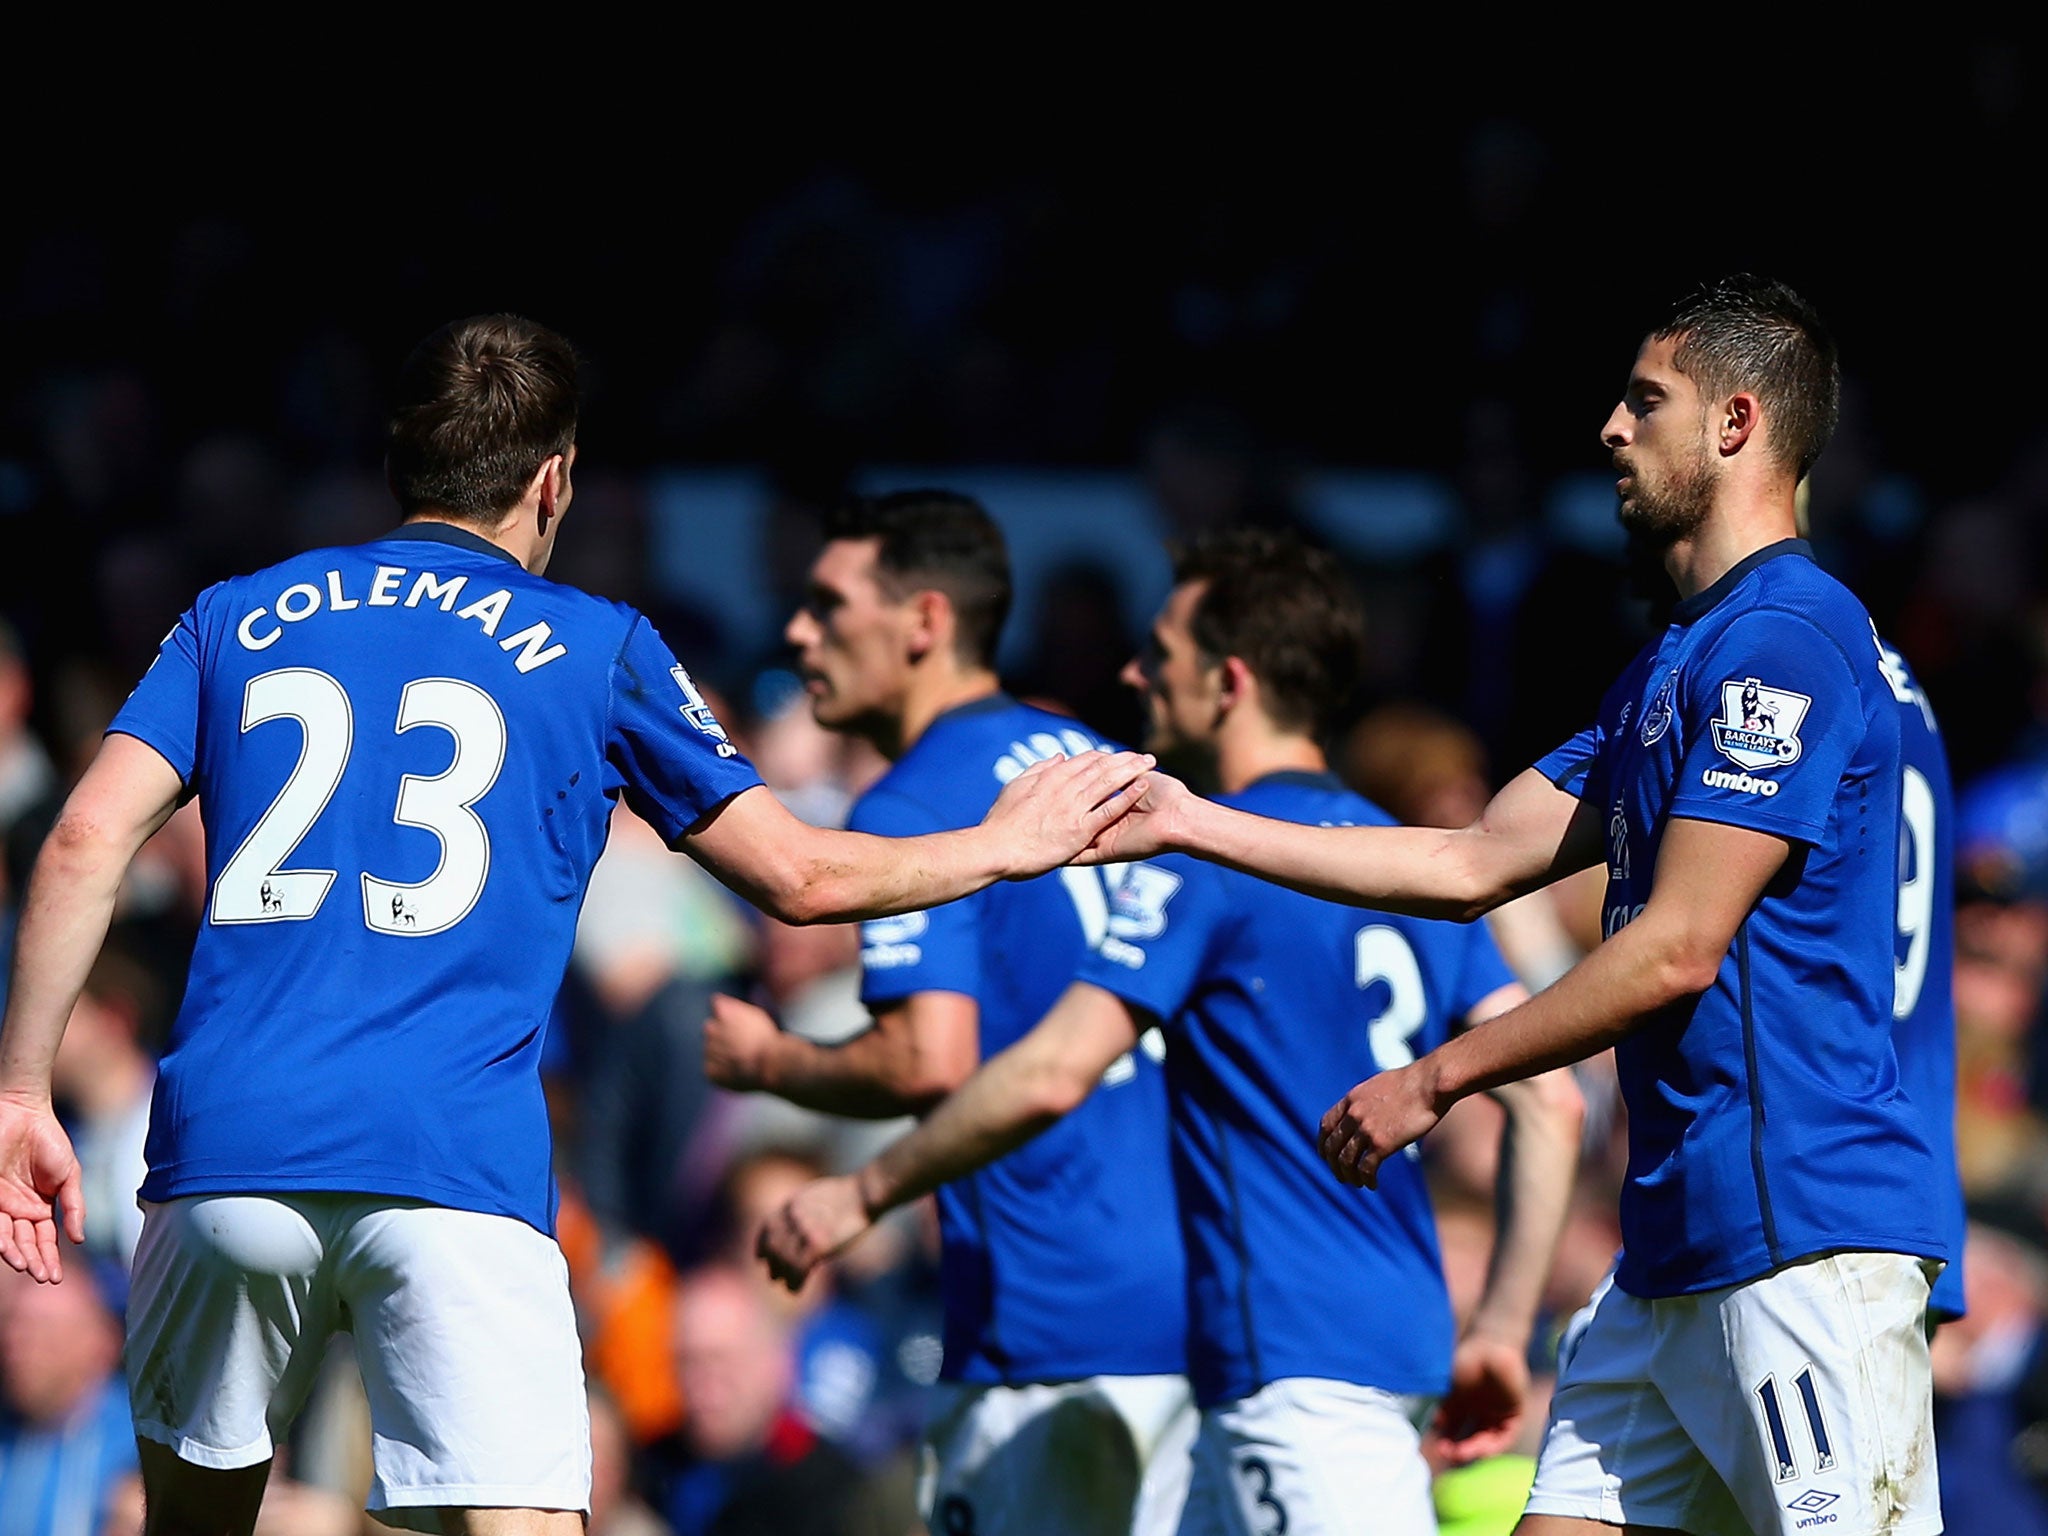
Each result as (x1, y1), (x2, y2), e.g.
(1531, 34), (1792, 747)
(1932, 1223), (2048, 1533)
(1958, 747), (2048, 912)
(702, 1148), (893, 1460)
(1951, 887), (2048, 1216)
(0, 1259), (135, 1536)
(1142, 403), (1302, 543)
(50, 946), (160, 1272)
(591, 1384), (675, 1536)
(571, 803), (751, 1253)
(639, 1263), (872, 1536)
(1009, 562), (1146, 744)
(558, 1179), (687, 1449)
(0, 618), (58, 850)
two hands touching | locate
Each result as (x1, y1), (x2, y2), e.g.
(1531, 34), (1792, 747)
(989, 746), (1189, 875)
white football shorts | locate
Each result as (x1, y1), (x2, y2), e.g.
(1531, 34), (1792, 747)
(126, 1192), (591, 1530)
(918, 1372), (1196, 1536)
(1175, 1377), (1435, 1536)
(1524, 1250), (1942, 1536)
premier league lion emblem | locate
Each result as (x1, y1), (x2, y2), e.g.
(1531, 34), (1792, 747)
(1711, 677), (1811, 770)
(670, 664), (740, 758)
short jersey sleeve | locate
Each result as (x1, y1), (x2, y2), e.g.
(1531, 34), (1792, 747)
(1532, 724), (1604, 803)
(1076, 855), (1224, 1029)
(107, 605), (205, 780)
(1669, 609), (1866, 845)
(604, 618), (763, 843)
(846, 787), (982, 1007)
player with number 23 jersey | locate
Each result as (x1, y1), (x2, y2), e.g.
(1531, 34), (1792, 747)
(111, 521), (763, 1236)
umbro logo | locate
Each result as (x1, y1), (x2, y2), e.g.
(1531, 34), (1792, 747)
(1786, 1489), (1841, 1526)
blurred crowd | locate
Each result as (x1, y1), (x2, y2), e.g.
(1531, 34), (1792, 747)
(11, 93), (2048, 1531)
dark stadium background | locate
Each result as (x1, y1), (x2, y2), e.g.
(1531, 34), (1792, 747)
(7, 52), (2046, 778)
(8, 49), (2048, 1532)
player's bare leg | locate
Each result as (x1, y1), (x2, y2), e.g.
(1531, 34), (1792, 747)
(1516, 1517), (1688, 1535)
(441, 1508), (586, 1533)
(138, 1439), (271, 1536)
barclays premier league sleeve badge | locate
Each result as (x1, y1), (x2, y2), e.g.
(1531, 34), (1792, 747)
(1710, 677), (1811, 769)
(671, 665), (740, 757)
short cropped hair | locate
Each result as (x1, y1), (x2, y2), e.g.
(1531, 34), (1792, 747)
(1172, 529), (1364, 739)
(1651, 275), (1840, 481)
(824, 490), (1012, 668)
(386, 314), (580, 520)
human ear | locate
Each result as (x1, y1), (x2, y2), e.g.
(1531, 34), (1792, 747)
(1719, 393), (1760, 456)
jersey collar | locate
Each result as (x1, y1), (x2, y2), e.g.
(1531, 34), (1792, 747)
(927, 690), (1015, 729)
(1670, 538), (1812, 626)
(380, 519), (521, 565)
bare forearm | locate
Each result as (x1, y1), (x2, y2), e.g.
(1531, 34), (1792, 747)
(0, 829), (130, 1098)
(796, 826), (1017, 924)
(855, 1046), (1077, 1215)
(1177, 799), (1495, 918)
(1431, 920), (1714, 1106)
(760, 1028), (955, 1119)
(710, 821), (1014, 927)
(1467, 1074), (1583, 1349)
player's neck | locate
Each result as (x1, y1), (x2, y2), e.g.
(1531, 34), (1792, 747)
(403, 510), (538, 571)
(891, 666), (1003, 758)
(1214, 724), (1326, 795)
(1663, 489), (1800, 600)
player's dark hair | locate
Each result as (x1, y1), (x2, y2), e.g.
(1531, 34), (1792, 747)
(1651, 275), (1840, 481)
(386, 314), (580, 521)
(824, 490), (1012, 668)
(1172, 528), (1364, 739)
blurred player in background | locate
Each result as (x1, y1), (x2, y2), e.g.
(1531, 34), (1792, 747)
(700, 490), (1191, 1536)
(757, 529), (1585, 1536)
(0, 317), (1149, 1536)
(1085, 276), (1950, 1536)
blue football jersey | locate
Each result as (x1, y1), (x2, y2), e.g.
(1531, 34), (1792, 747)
(1533, 540), (1943, 1296)
(1880, 641), (1965, 1320)
(1078, 771), (1517, 1407)
(850, 695), (1186, 1384)
(108, 523), (762, 1234)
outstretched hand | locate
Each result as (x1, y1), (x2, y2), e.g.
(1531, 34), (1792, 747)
(756, 1174), (873, 1293)
(982, 750), (1155, 879)
(1070, 769), (1194, 866)
(0, 1093), (85, 1282)
(1429, 1331), (1530, 1467)
(1317, 1060), (1443, 1189)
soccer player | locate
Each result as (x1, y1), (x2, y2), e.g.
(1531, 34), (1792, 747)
(754, 528), (1585, 1536)
(0, 316), (1149, 1536)
(700, 490), (1191, 1536)
(1073, 277), (1949, 1536)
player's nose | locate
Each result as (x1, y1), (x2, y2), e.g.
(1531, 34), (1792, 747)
(784, 608), (817, 650)
(1600, 402), (1632, 449)
(1118, 654), (1146, 692)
